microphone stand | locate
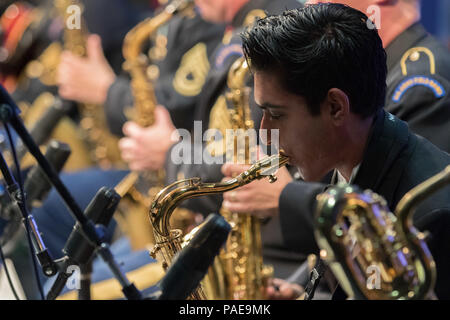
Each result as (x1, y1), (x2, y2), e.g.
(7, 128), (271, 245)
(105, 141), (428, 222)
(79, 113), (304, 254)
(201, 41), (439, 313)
(0, 148), (57, 278)
(79, 260), (92, 300)
(0, 93), (142, 300)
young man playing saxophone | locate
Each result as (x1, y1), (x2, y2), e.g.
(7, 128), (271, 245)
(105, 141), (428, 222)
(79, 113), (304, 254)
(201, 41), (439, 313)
(234, 3), (450, 299)
(222, 0), (450, 299)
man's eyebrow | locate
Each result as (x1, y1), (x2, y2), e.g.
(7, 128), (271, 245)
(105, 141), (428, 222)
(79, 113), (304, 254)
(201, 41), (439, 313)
(257, 102), (284, 109)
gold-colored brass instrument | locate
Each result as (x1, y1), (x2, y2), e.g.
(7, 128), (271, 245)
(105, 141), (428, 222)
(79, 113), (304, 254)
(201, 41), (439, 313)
(54, 0), (123, 169)
(214, 56), (274, 300)
(114, 0), (196, 250)
(314, 165), (450, 300)
(149, 153), (289, 299)
(122, 0), (195, 127)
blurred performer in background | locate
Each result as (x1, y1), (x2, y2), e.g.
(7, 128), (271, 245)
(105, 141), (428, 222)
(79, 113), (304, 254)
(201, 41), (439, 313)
(221, 0), (450, 299)
(0, 0), (206, 300)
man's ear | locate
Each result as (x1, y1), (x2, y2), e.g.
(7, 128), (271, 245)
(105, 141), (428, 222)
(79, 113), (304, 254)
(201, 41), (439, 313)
(324, 88), (350, 125)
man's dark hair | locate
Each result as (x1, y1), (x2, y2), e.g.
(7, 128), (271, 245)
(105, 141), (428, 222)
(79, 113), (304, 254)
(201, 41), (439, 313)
(241, 3), (387, 118)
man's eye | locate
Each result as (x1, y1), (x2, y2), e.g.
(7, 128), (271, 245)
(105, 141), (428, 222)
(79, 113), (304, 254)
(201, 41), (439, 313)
(262, 109), (283, 120)
(269, 112), (282, 120)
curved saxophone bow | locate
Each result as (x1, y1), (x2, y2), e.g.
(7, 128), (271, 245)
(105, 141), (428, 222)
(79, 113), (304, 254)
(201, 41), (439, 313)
(314, 165), (450, 300)
(150, 154), (289, 239)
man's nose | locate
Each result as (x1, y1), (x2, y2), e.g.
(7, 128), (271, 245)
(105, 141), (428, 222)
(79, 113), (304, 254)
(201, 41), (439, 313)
(259, 112), (272, 145)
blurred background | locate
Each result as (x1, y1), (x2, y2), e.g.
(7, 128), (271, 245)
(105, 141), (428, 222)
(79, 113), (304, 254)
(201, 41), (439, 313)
(421, 0), (450, 48)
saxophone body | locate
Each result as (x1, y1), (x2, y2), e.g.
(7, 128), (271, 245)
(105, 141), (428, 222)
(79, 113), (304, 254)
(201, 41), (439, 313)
(314, 166), (450, 299)
(218, 57), (274, 300)
(54, 0), (123, 169)
(149, 154), (289, 299)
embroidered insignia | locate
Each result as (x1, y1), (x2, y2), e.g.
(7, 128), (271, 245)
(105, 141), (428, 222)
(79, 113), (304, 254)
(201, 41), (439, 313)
(392, 76), (445, 102)
(215, 43), (243, 69)
(173, 43), (210, 97)
(400, 47), (436, 76)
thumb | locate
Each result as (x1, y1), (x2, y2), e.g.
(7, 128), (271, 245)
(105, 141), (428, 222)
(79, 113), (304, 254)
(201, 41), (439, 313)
(122, 121), (143, 138)
(154, 105), (174, 127)
(87, 34), (106, 62)
(221, 163), (232, 177)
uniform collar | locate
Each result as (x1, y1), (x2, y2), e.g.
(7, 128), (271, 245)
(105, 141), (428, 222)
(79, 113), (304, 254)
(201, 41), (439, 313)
(352, 109), (412, 206)
(385, 22), (428, 73)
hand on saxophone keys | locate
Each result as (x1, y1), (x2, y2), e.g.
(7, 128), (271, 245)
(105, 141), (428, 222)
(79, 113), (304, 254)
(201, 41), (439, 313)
(119, 105), (179, 171)
(57, 34), (116, 105)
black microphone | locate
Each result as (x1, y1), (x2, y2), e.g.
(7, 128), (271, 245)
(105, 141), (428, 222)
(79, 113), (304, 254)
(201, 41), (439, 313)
(63, 187), (120, 264)
(16, 97), (74, 160)
(23, 140), (71, 209)
(2, 140), (71, 219)
(46, 187), (121, 300)
(157, 213), (231, 300)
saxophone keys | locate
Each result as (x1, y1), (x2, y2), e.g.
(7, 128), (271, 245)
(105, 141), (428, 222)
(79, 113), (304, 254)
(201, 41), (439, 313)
(268, 175), (277, 183)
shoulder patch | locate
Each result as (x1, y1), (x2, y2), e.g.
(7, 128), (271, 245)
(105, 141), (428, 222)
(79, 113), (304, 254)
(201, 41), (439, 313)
(215, 43), (243, 69)
(392, 76), (446, 103)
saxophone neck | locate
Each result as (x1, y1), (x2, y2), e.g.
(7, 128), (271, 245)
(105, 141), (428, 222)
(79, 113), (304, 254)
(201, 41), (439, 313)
(54, 0), (88, 55)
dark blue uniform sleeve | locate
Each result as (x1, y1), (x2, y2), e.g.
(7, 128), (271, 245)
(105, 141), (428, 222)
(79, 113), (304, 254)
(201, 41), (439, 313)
(278, 181), (327, 255)
(104, 76), (133, 137)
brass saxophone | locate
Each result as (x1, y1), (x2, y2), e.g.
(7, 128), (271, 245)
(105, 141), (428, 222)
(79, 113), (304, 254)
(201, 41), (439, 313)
(122, 0), (195, 127)
(114, 0), (195, 250)
(216, 57), (274, 300)
(54, 0), (123, 169)
(149, 153), (289, 299)
(314, 165), (450, 299)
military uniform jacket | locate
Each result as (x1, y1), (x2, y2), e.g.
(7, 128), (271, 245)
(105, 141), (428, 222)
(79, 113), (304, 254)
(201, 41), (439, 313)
(279, 110), (450, 299)
(385, 23), (450, 153)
